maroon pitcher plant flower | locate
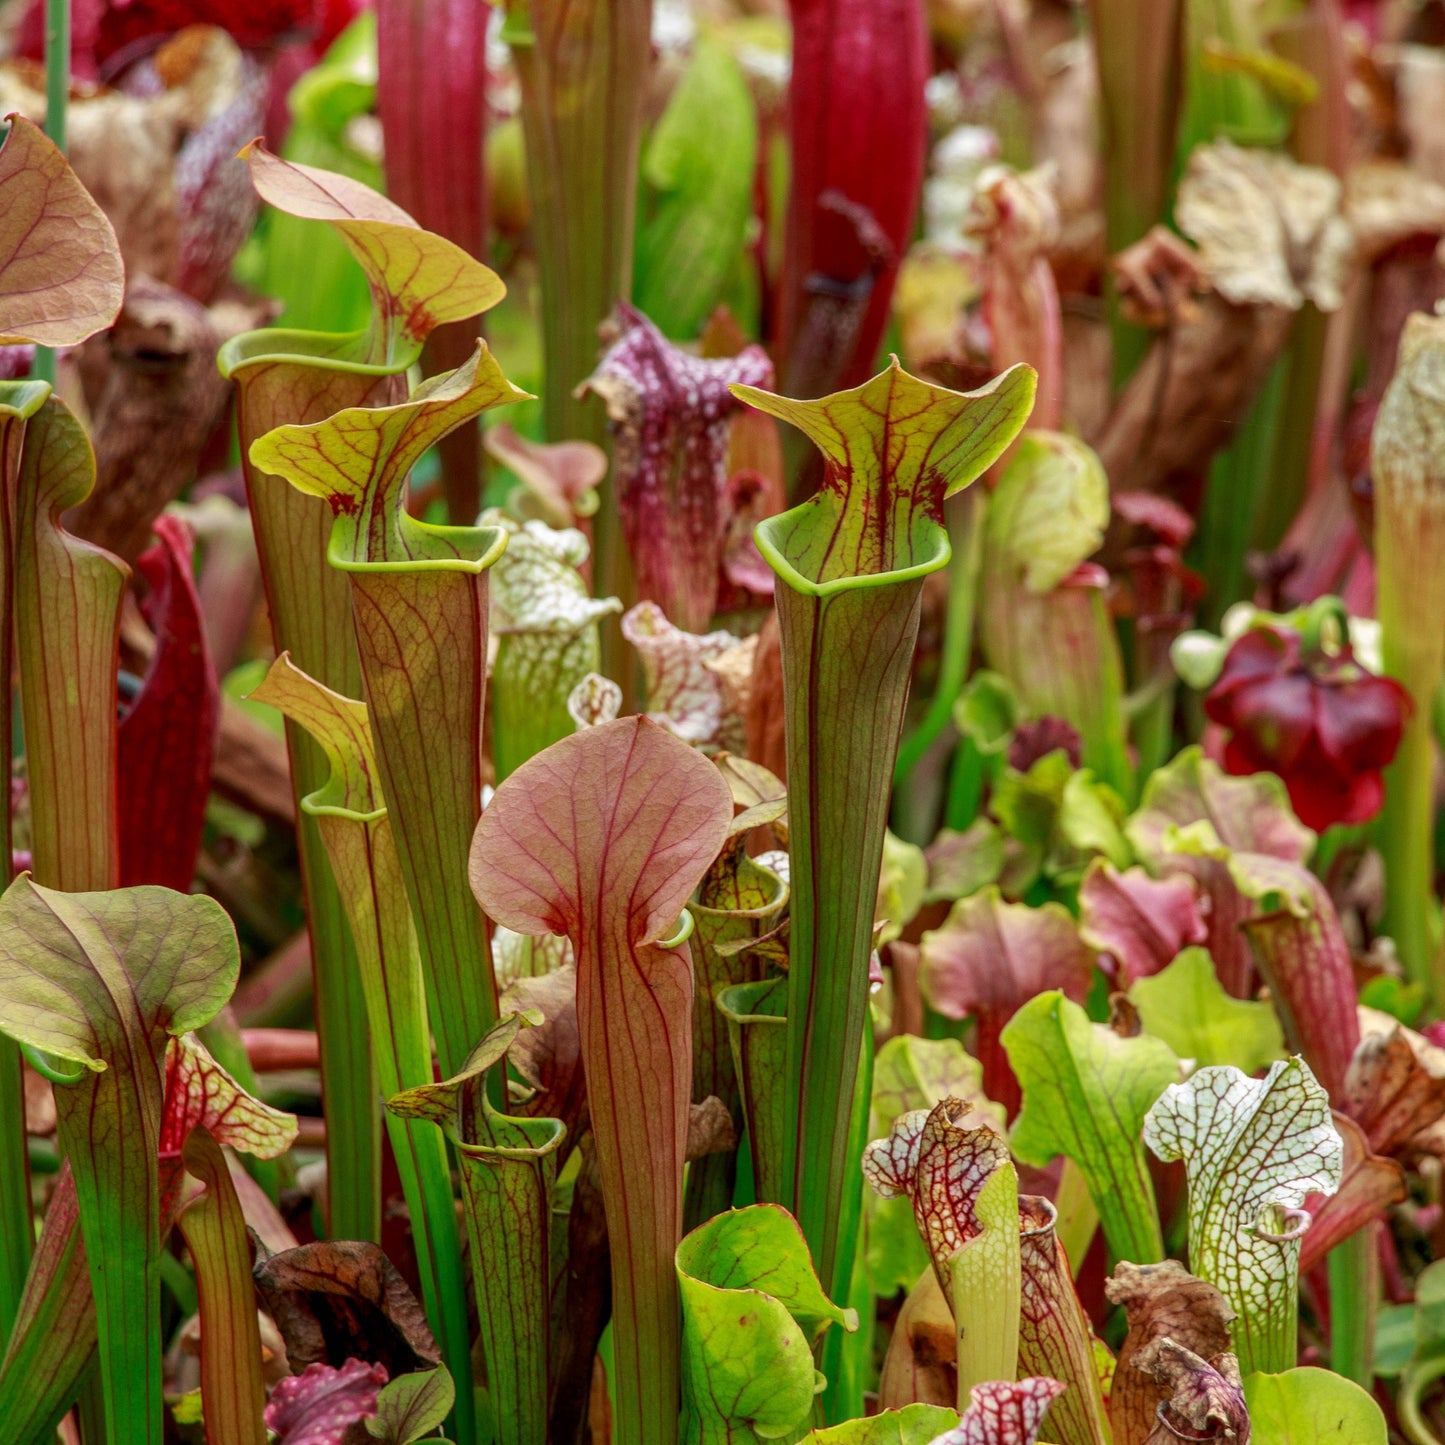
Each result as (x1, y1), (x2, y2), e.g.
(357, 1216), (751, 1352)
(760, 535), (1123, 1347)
(580, 305), (773, 634)
(1204, 622), (1409, 833)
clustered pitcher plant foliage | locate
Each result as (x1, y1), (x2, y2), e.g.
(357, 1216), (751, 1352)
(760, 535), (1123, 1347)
(9, 1), (1445, 1443)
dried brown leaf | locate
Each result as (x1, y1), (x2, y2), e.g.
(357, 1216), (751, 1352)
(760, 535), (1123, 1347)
(253, 1240), (440, 1381)
(1175, 139), (1353, 311)
(1106, 1260), (1238, 1445)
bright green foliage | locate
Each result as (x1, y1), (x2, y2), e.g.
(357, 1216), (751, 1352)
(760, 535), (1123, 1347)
(1243, 1368), (1387, 1444)
(366, 1366), (455, 1444)
(989, 752), (1131, 894)
(1129, 946), (1284, 1073)
(1003, 991), (1178, 1264)
(803, 1404), (958, 1445)
(676, 1204), (856, 1445)
(977, 432), (1130, 797)
(862, 1103), (1027, 1413)
(634, 38), (759, 337)
(1144, 1059), (1343, 1375)
(982, 432), (1109, 594)
(718, 976), (790, 1207)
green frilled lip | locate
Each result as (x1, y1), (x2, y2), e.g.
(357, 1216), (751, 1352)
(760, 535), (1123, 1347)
(754, 506), (952, 599)
(216, 325), (420, 383)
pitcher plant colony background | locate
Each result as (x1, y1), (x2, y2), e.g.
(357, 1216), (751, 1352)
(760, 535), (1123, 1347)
(5, 0), (1445, 1442)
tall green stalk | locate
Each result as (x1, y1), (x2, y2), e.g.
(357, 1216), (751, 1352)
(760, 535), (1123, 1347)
(0, 109), (121, 1358)
(503, 0), (651, 609)
(252, 657), (477, 1445)
(0, 881), (241, 1445)
(252, 347), (528, 1081)
(390, 1015), (565, 1445)
(733, 360), (1034, 1289)
(221, 143), (508, 1232)
(1329, 1228), (1376, 1387)
(32, 0), (69, 388)
(893, 486), (986, 844)
(221, 334), (387, 1243)
(1372, 314), (1445, 1001)
(0, 1049), (26, 1346)
(1194, 357), (1288, 628)
(471, 718), (733, 1445)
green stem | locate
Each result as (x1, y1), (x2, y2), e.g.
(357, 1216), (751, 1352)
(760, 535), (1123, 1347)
(451, 1106), (564, 1445)
(818, 1036), (873, 1425)
(56, 1068), (164, 1444)
(683, 841), (787, 1233)
(718, 977), (789, 1208)
(504, 0), (651, 626)
(220, 337), (394, 1243)
(33, 0), (68, 388)
(737, 361), (1034, 1290)
(1380, 699), (1442, 1002)
(1128, 671), (1176, 784)
(295, 811), (380, 1242)
(174, 1131), (268, 1445)
(1193, 356), (1288, 629)
(0, 401), (24, 1346)
(1053, 1157), (1100, 1277)
(892, 486), (985, 842)
(1255, 308), (1328, 553)
(0, 1042), (29, 1347)
(775, 572), (922, 1289)
(252, 657), (476, 1443)
(1328, 1226), (1376, 1388)
(0, 1171), (93, 1444)
(382, 1109), (474, 1445)
(346, 860), (476, 1445)
(944, 735), (993, 832)
(346, 565), (501, 1081)
(43, 0), (67, 149)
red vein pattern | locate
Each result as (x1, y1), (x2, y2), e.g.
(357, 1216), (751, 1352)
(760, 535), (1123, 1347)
(13, 398), (126, 894)
(471, 717), (732, 1445)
